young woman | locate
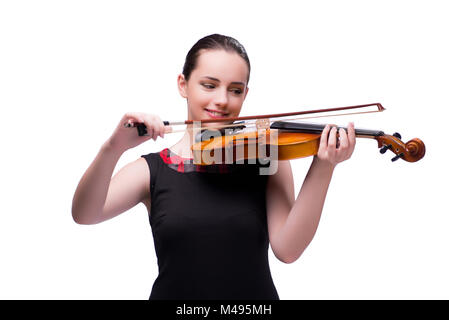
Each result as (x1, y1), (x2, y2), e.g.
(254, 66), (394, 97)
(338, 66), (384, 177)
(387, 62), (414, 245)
(71, 34), (356, 300)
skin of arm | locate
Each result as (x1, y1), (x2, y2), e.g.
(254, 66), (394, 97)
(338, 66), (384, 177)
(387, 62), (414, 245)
(71, 142), (150, 225)
(266, 158), (334, 263)
(71, 113), (164, 225)
(266, 124), (355, 263)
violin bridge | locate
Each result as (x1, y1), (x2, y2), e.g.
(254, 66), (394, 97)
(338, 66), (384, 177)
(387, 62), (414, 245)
(256, 118), (270, 130)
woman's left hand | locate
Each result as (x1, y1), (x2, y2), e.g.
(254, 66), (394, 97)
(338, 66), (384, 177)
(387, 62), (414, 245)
(316, 122), (356, 167)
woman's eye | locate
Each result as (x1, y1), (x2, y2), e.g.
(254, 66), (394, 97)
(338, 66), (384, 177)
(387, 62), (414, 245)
(202, 83), (215, 89)
(231, 88), (243, 95)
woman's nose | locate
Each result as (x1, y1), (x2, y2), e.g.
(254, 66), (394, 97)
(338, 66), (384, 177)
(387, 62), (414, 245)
(213, 88), (228, 106)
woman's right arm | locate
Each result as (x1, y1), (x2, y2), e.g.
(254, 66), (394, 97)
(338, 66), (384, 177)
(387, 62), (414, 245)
(71, 112), (166, 225)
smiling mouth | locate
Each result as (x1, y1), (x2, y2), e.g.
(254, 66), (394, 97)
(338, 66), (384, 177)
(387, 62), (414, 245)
(205, 108), (229, 118)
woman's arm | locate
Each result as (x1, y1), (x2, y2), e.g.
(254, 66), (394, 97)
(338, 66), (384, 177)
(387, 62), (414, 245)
(71, 112), (166, 224)
(71, 143), (149, 225)
(266, 123), (355, 263)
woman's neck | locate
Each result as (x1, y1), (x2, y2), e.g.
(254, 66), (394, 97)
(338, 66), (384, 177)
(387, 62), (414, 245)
(169, 127), (195, 159)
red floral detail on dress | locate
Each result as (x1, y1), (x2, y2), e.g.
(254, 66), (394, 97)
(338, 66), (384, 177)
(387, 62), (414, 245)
(158, 148), (230, 173)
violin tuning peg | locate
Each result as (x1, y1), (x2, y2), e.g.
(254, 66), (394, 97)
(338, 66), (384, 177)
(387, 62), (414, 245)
(393, 132), (402, 139)
(380, 144), (392, 154)
(391, 152), (404, 162)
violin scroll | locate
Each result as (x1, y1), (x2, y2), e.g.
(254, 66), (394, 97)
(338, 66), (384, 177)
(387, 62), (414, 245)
(376, 134), (425, 162)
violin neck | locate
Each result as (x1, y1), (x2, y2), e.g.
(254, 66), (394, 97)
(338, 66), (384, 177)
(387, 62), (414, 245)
(270, 121), (384, 138)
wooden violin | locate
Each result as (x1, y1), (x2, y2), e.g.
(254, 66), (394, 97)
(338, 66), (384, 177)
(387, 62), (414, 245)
(190, 121), (425, 165)
(126, 103), (425, 165)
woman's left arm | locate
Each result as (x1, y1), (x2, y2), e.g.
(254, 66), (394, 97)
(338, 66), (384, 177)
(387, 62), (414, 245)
(267, 123), (355, 264)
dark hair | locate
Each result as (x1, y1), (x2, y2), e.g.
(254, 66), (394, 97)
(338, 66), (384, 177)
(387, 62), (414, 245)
(182, 34), (251, 83)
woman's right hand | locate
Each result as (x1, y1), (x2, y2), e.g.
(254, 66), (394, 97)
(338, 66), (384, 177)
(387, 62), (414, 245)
(105, 112), (167, 153)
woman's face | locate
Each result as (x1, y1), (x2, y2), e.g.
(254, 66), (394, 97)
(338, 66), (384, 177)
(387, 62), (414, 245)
(178, 49), (249, 127)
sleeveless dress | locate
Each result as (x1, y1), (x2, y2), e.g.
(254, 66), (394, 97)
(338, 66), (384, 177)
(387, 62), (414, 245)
(141, 148), (279, 300)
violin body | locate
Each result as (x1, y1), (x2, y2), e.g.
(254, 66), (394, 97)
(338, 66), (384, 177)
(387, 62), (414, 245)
(191, 130), (321, 165)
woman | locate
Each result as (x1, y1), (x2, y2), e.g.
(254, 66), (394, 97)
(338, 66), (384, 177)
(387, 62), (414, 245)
(71, 34), (355, 299)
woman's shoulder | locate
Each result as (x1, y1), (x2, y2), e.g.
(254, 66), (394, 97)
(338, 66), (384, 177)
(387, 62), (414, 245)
(140, 150), (162, 163)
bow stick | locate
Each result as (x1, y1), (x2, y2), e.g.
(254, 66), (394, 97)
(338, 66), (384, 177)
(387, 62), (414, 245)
(124, 102), (385, 135)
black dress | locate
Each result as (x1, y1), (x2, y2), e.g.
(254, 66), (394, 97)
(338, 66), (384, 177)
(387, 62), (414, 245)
(141, 148), (279, 300)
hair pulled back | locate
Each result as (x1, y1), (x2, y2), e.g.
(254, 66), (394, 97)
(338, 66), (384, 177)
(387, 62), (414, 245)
(182, 34), (251, 83)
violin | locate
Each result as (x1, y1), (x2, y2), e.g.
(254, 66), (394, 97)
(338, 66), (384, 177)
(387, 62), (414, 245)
(126, 103), (426, 165)
(191, 121), (425, 165)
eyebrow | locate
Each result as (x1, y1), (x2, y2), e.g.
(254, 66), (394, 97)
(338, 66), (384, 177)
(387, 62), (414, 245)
(202, 76), (245, 86)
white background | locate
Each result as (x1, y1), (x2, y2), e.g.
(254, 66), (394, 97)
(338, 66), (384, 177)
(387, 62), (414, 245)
(0, 0), (447, 299)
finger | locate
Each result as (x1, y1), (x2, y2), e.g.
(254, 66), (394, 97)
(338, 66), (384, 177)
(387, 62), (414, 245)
(327, 126), (338, 158)
(320, 124), (331, 150)
(159, 124), (165, 138)
(125, 118), (137, 127)
(151, 122), (161, 139)
(124, 112), (144, 124)
(158, 123), (164, 138)
(339, 127), (349, 150)
(140, 115), (157, 140)
(152, 127), (159, 140)
(348, 122), (356, 144)
(328, 126), (338, 149)
(348, 122), (356, 157)
(146, 128), (154, 139)
(145, 115), (162, 139)
(158, 122), (165, 139)
(157, 118), (166, 139)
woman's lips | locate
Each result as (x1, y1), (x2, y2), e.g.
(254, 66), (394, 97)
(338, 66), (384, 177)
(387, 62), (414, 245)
(205, 108), (229, 119)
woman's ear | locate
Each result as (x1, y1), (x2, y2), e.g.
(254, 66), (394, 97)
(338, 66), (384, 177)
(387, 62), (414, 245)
(177, 74), (188, 98)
